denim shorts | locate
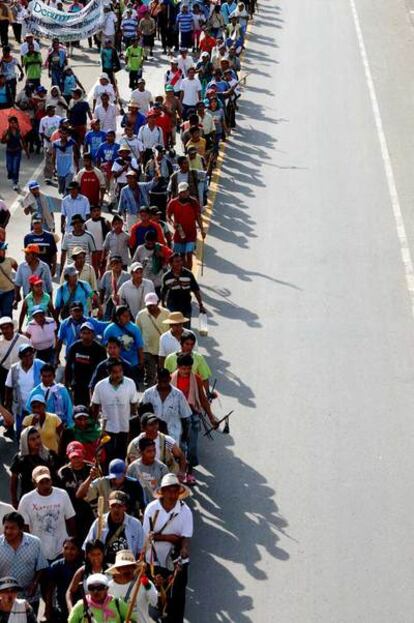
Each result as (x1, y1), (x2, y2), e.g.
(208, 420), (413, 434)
(173, 241), (196, 254)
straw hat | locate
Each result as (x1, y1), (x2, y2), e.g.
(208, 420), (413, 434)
(106, 550), (140, 575)
(155, 473), (191, 499)
(162, 311), (189, 325)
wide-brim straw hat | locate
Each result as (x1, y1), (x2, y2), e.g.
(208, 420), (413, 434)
(162, 311), (189, 325)
(155, 473), (191, 499)
(106, 550), (141, 575)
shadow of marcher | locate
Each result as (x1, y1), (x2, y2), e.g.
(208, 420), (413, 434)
(186, 434), (290, 622)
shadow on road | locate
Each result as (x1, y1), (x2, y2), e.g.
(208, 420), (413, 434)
(187, 435), (290, 622)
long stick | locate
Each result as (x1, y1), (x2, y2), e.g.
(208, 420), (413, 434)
(203, 411), (234, 437)
(201, 238), (205, 276)
(125, 538), (150, 623)
(96, 495), (104, 541)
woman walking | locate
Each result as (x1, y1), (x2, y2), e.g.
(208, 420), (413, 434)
(1, 116), (29, 191)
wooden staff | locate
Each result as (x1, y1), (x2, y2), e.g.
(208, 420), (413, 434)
(125, 537), (151, 623)
(96, 495), (105, 541)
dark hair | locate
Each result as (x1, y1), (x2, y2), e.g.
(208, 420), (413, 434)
(180, 330), (196, 345)
(176, 353), (193, 367)
(138, 437), (155, 452)
(85, 540), (105, 574)
(3, 512), (25, 529)
(63, 536), (83, 551)
(107, 336), (122, 347)
(41, 363), (55, 375)
(112, 305), (131, 323)
(144, 230), (157, 242)
(169, 253), (182, 263)
(189, 126), (200, 135)
(177, 156), (187, 165)
(106, 357), (123, 371)
(189, 114), (199, 124)
(157, 368), (171, 381)
(138, 402), (154, 416)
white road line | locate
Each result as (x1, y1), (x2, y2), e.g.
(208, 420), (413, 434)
(349, 0), (414, 317)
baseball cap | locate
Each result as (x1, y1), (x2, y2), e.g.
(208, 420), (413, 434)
(18, 343), (34, 355)
(31, 305), (45, 316)
(30, 393), (46, 405)
(71, 246), (86, 256)
(80, 321), (95, 332)
(63, 265), (78, 278)
(28, 180), (40, 190)
(141, 413), (159, 427)
(23, 244), (40, 254)
(32, 466), (51, 483)
(0, 316), (14, 327)
(129, 262), (143, 273)
(86, 573), (109, 589)
(178, 181), (189, 192)
(108, 490), (129, 506)
(100, 72), (109, 80)
(73, 405), (90, 419)
(108, 459), (126, 479)
(70, 300), (83, 310)
(145, 292), (159, 306)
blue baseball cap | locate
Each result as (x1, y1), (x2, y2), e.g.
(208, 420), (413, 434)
(31, 305), (45, 316)
(28, 180), (39, 190)
(108, 459), (126, 479)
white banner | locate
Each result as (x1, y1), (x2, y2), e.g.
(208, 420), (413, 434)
(25, 0), (105, 42)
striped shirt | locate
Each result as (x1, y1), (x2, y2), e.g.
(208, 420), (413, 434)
(61, 230), (96, 263)
(176, 11), (195, 32)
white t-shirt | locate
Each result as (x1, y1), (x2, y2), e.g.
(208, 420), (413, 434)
(0, 334), (30, 370)
(180, 77), (202, 106)
(94, 103), (118, 133)
(103, 11), (117, 36)
(93, 83), (116, 105)
(85, 218), (105, 250)
(39, 115), (62, 148)
(130, 89), (153, 111)
(143, 499), (193, 567)
(18, 487), (76, 560)
(177, 55), (194, 77)
(92, 377), (139, 433)
(6, 363), (35, 406)
(108, 579), (158, 623)
(158, 331), (180, 357)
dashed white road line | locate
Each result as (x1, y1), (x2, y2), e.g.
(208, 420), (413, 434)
(349, 0), (414, 317)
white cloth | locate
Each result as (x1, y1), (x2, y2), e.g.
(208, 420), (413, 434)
(119, 279), (155, 318)
(94, 103), (118, 133)
(39, 115), (62, 149)
(130, 89), (153, 111)
(6, 363), (35, 406)
(93, 83), (116, 105)
(108, 579), (158, 623)
(26, 318), (57, 351)
(85, 218), (105, 250)
(158, 331), (180, 358)
(8, 598), (28, 623)
(91, 377), (139, 433)
(143, 499), (193, 568)
(177, 55), (194, 77)
(18, 487), (76, 560)
(103, 11), (117, 36)
(137, 125), (163, 152)
(0, 334), (30, 370)
(180, 77), (202, 106)
(141, 385), (191, 442)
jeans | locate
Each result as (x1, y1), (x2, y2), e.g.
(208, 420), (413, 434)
(58, 173), (73, 195)
(186, 413), (201, 467)
(144, 352), (158, 387)
(6, 150), (21, 184)
(0, 290), (14, 317)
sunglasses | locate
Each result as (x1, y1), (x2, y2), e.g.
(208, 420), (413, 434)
(89, 585), (107, 592)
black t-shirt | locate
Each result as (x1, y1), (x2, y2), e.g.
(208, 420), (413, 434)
(89, 356), (134, 390)
(49, 557), (82, 615)
(23, 231), (57, 266)
(58, 463), (95, 535)
(161, 268), (199, 314)
(66, 339), (107, 387)
(10, 452), (59, 498)
(69, 101), (91, 126)
(105, 515), (128, 564)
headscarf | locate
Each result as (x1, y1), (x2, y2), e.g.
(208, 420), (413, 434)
(72, 416), (102, 444)
(19, 426), (49, 460)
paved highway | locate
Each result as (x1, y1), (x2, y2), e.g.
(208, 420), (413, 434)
(1, 0), (414, 621)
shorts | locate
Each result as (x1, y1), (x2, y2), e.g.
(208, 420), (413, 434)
(173, 241), (196, 254)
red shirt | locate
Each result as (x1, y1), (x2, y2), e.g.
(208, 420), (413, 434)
(78, 169), (101, 207)
(167, 196), (200, 243)
(155, 114), (172, 145)
(199, 32), (216, 54)
(129, 219), (166, 251)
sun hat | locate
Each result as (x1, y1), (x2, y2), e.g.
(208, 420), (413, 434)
(32, 465), (51, 483)
(0, 316), (15, 327)
(162, 311), (189, 325)
(145, 292), (159, 306)
(0, 577), (22, 592)
(155, 473), (190, 499)
(106, 550), (138, 575)
(86, 573), (109, 589)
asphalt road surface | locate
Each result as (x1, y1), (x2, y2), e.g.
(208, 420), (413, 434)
(2, 0), (414, 621)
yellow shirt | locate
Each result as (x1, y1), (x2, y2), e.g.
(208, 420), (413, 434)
(0, 257), (16, 293)
(186, 137), (206, 157)
(136, 306), (170, 355)
(22, 412), (62, 453)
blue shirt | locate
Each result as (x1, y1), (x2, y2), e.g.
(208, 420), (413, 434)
(26, 382), (74, 428)
(96, 141), (120, 164)
(58, 315), (109, 350)
(176, 11), (194, 31)
(84, 129), (106, 161)
(53, 138), (76, 177)
(0, 533), (47, 601)
(15, 260), (53, 296)
(103, 322), (143, 366)
(55, 280), (93, 315)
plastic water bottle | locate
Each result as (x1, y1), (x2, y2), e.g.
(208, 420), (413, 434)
(199, 312), (208, 336)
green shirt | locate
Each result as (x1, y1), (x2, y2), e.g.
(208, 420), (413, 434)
(23, 52), (42, 80)
(125, 45), (144, 71)
(164, 350), (212, 381)
(68, 596), (133, 623)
